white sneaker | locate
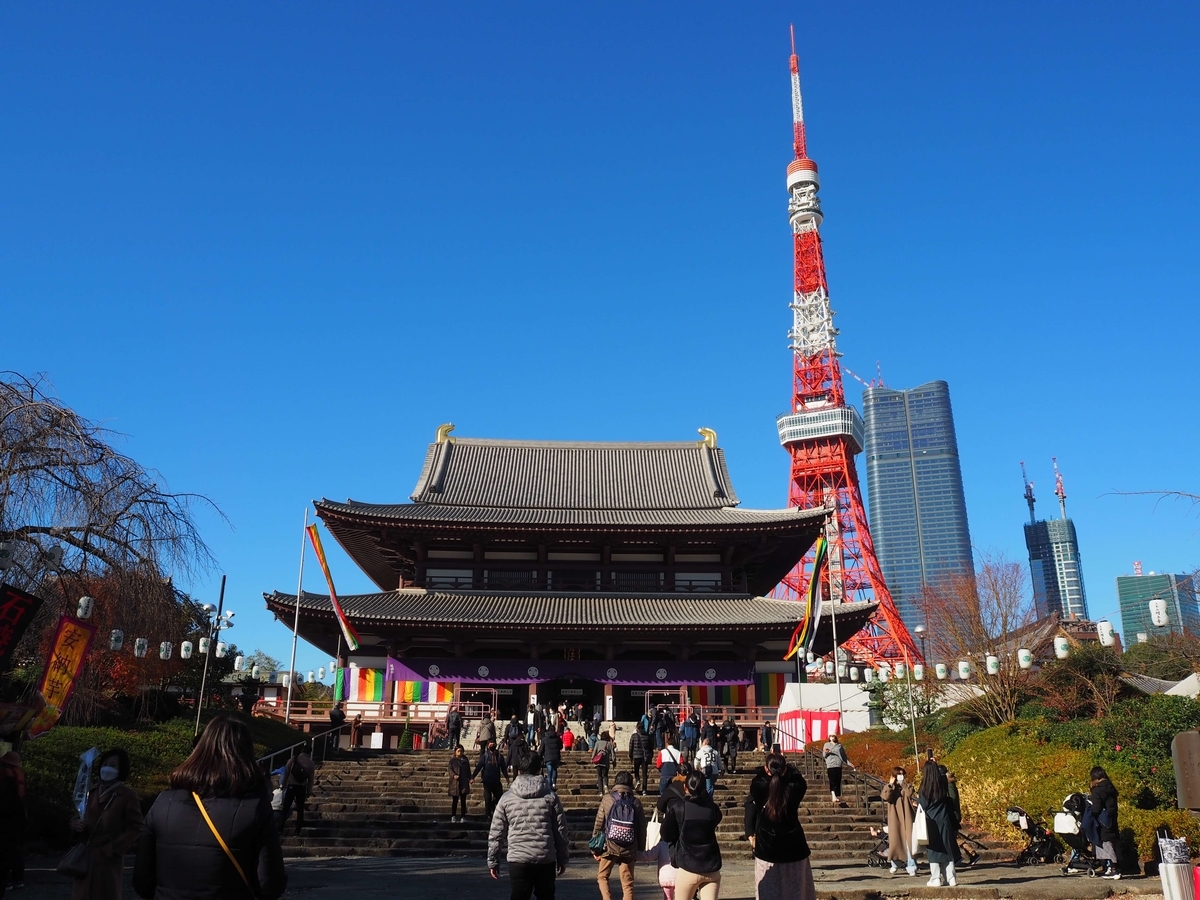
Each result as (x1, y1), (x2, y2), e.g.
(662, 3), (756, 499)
(907, 865), (918, 877)
(889, 862), (898, 874)
(927, 863), (941, 887)
(946, 876), (957, 886)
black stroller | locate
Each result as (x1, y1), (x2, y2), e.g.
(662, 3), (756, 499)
(1055, 792), (1103, 876)
(1006, 806), (1061, 866)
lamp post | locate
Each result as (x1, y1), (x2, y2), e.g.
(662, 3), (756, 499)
(193, 575), (234, 737)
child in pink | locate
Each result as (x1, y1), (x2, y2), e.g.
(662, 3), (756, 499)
(638, 840), (677, 900)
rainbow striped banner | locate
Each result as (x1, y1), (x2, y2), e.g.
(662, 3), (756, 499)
(756, 672), (790, 706)
(785, 535), (827, 661)
(352, 667), (383, 703)
(688, 684), (749, 707)
(394, 681), (454, 703)
(306, 524), (361, 651)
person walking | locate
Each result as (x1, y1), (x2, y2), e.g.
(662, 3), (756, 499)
(448, 745), (472, 823)
(629, 723), (652, 796)
(700, 716), (718, 750)
(917, 752), (957, 887)
(592, 772), (647, 900)
(275, 746), (315, 835)
(447, 705), (464, 749)
(661, 772), (722, 900)
(474, 741), (505, 820)
(506, 735), (529, 787)
(760, 721), (775, 753)
(349, 713), (364, 750)
(694, 737), (722, 797)
(69, 748), (144, 900)
(821, 734), (850, 805)
(879, 767), (917, 876)
(679, 713), (699, 758)
(593, 731), (615, 795)
(542, 729), (563, 791)
(720, 718), (739, 775)
(656, 736), (683, 797)
(487, 751), (569, 900)
(327, 702), (347, 756)
(744, 754), (814, 900)
(134, 713), (287, 899)
(477, 712), (498, 751)
(0, 745), (27, 893)
(657, 763), (693, 816)
(1089, 767), (1122, 879)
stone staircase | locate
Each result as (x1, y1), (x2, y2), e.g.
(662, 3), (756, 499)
(281, 749), (883, 862)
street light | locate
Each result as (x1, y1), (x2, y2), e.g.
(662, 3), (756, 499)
(193, 576), (229, 737)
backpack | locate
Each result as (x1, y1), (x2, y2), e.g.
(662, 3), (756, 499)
(603, 790), (638, 848)
(290, 760), (310, 785)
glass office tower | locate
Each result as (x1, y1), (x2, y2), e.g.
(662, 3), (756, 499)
(1025, 518), (1089, 620)
(863, 380), (975, 628)
(1116, 570), (1200, 641)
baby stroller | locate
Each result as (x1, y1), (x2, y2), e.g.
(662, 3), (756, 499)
(1006, 806), (1061, 866)
(866, 827), (890, 868)
(1055, 792), (1103, 876)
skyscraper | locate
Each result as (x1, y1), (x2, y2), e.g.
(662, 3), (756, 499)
(862, 380), (974, 628)
(1021, 460), (1089, 620)
(1116, 568), (1200, 641)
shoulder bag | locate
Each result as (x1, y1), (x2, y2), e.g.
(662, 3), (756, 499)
(645, 809), (662, 850)
(57, 841), (90, 878)
(911, 804), (929, 846)
(193, 792), (260, 899)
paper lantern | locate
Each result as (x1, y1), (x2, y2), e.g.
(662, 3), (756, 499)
(878, 668), (889, 683)
(109, 629), (124, 651)
(251, 664), (261, 679)
(848, 666), (859, 682)
(234, 654), (245, 672)
(986, 655), (1000, 675)
(198, 637), (211, 655)
(935, 663), (948, 680)
(957, 660), (971, 680)
(894, 662), (907, 679)
(1053, 636), (1070, 659)
(863, 668), (874, 683)
(330, 659), (339, 672)
(1018, 648), (1033, 669)
(134, 637), (149, 658)
(307, 670), (316, 683)
(77, 596), (95, 620)
(1097, 621), (1116, 647)
(913, 664), (925, 682)
(317, 667), (326, 680)
(807, 652), (816, 664)
(180, 641), (193, 660)
(824, 660), (834, 676)
(215, 641), (227, 658)
(160, 641), (173, 661)
(836, 663), (846, 678)
(1150, 599), (1170, 628)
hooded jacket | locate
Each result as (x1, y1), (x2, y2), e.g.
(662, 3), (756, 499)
(487, 774), (570, 870)
(1090, 778), (1119, 844)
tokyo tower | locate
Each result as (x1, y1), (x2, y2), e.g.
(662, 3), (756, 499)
(774, 29), (919, 666)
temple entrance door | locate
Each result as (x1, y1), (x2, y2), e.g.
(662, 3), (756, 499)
(538, 677), (604, 722)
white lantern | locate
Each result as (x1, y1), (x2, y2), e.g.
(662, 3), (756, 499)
(330, 659), (339, 671)
(957, 660), (971, 680)
(807, 652), (816, 664)
(824, 660), (834, 676)
(1150, 599), (1170, 628)
(215, 642), (227, 658)
(894, 662), (907, 679)
(913, 664), (925, 682)
(1018, 648), (1033, 669)
(935, 662), (948, 680)
(986, 655), (1000, 675)
(180, 641), (193, 660)
(234, 654), (245, 672)
(317, 667), (326, 680)
(836, 663), (846, 678)
(1053, 636), (1070, 659)
(1097, 621), (1116, 647)
(109, 629), (124, 651)
(878, 667), (889, 683)
(308, 670), (316, 684)
(160, 641), (173, 661)
(848, 666), (859, 682)
(134, 637), (149, 658)
(863, 668), (874, 683)
(198, 637), (210, 655)
(251, 664), (261, 679)
(77, 596), (95, 620)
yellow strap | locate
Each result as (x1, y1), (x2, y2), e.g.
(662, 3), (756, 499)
(192, 792), (254, 894)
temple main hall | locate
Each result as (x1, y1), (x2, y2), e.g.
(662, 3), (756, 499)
(265, 427), (874, 721)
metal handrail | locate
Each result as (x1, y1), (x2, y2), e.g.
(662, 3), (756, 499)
(257, 723), (345, 772)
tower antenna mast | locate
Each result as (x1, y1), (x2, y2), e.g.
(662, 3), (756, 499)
(1021, 461), (1036, 525)
(1053, 457), (1067, 520)
(774, 28), (918, 667)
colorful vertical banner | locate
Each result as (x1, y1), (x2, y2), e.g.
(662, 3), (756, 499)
(28, 616), (96, 738)
(333, 666), (347, 702)
(306, 524), (361, 651)
(352, 667), (383, 702)
(395, 681), (454, 703)
(755, 672), (790, 706)
(0, 584), (45, 670)
(784, 535), (828, 660)
(687, 685), (749, 707)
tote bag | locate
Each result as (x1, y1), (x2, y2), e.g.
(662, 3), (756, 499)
(645, 809), (662, 851)
(911, 805), (929, 847)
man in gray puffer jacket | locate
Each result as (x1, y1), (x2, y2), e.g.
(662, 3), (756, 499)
(488, 750), (569, 899)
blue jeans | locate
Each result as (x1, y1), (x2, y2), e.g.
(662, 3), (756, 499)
(705, 776), (716, 796)
(546, 761), (558, 789)
(527, 725), (536, 744)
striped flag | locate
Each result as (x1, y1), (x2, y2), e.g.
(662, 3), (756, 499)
(306, 524), (361, 651)
(784, 535), (827, 661)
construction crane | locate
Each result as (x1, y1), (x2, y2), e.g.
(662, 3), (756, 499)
(1021, 461), (1036, 524)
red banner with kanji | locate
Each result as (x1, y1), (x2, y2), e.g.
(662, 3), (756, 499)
(28, 616), (95, 738)
(0, 583), (45, 670)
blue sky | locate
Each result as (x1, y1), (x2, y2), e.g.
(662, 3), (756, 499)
(3, 2), (1198, 677)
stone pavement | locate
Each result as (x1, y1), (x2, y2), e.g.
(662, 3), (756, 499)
(9, 854), (1168, 900)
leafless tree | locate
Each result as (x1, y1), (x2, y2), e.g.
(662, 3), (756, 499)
(921, 553), (1038, 727)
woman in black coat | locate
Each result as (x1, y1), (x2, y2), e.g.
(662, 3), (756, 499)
(661, 772), (722, 899)
(744, 754), (813, 900)
(134, 714), (286, 900)
(918, 754), (958, 888)
(1089, 767), (1121, 879)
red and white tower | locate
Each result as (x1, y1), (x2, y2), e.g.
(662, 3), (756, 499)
(775, 30), (919, 666)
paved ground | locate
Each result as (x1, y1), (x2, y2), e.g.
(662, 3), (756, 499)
(7, 854), (1168, 900)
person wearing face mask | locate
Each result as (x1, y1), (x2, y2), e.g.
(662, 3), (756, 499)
(69, 748), (144, 900)
(879, 767), (917, 876)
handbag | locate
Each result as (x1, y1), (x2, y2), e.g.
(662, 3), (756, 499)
(57, 842), (90, 879)
(589, 831), (608, 854)
(645, 809), (662, 851)
(193, 792), (260, 899)
(911, 804), (929, 846)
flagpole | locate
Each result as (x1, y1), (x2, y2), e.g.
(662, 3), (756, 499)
(285, 508), (308, 725)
